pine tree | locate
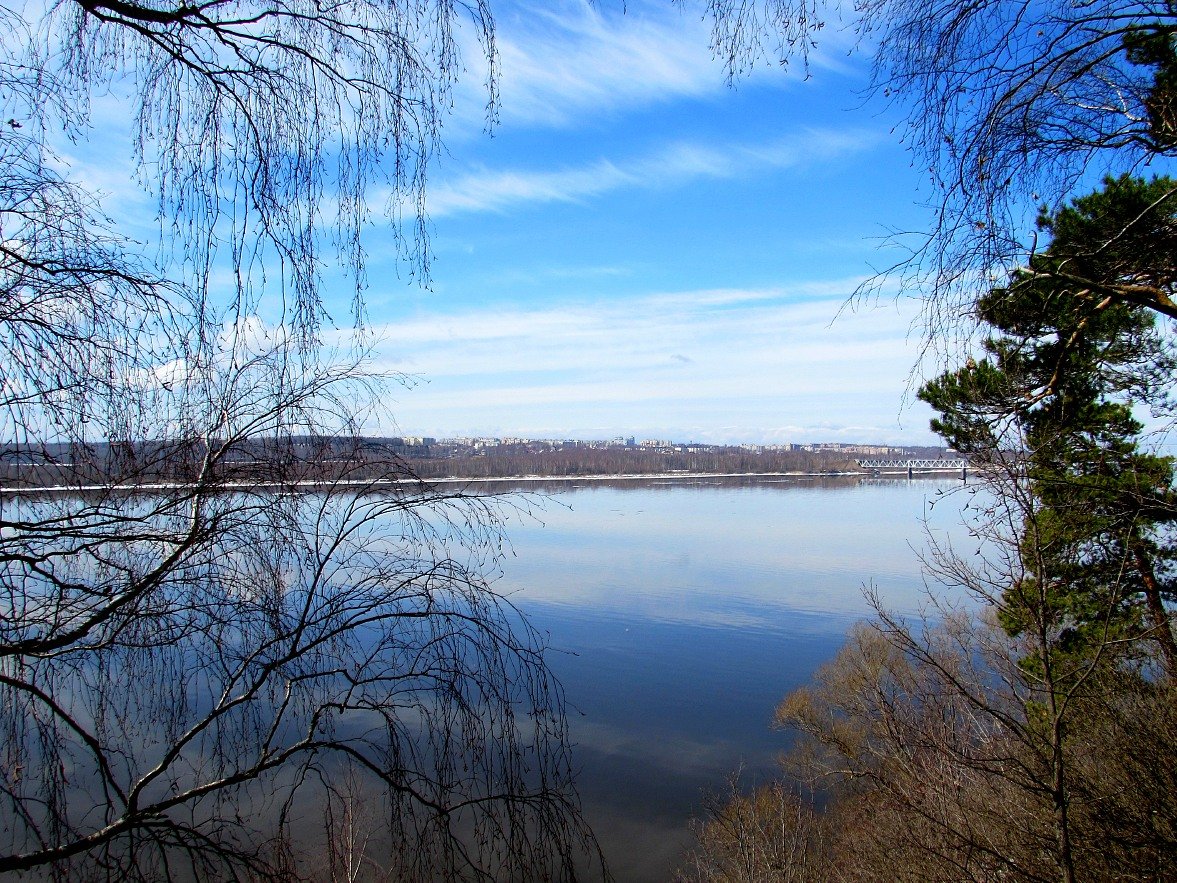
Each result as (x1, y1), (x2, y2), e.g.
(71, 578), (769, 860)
(920, 176), (1177, 676)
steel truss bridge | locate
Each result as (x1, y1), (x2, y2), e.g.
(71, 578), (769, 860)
(857, 458), (969, 474)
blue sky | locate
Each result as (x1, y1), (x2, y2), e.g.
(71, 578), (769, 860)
(352, 1), (943, 445)
(67, 0), (948, 446)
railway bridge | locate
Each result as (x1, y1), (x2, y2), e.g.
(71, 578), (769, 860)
(856, 458), (970, 478)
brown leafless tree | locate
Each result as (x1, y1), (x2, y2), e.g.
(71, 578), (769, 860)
(681, 439), (1176, 881)
(675, 771), (835, 883)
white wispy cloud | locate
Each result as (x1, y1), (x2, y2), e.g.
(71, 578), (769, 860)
(453, 0), (857, 132)
(490, 2), (723, 127)
(350, 281), (937, 444)
(426, 158), (634, 216)
(427, 128), (880, 216)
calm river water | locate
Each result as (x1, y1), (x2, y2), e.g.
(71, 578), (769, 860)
(492, 476), (979, 881)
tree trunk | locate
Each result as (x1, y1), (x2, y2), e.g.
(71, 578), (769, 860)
(1132, 543), (1177, 679)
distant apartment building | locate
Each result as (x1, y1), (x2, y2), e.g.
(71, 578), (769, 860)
(792, 442), (906, 456)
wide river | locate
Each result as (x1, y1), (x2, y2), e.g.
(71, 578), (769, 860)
(490, 476), (980, 881)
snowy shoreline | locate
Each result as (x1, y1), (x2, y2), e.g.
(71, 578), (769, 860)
(0, 468), (972, 495)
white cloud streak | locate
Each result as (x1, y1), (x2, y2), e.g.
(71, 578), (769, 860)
(453, 0), (857, 132)
(427, 128), (880, 217)
(348, 281), (937, 444)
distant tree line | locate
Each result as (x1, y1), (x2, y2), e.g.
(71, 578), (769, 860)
(0, 439), (958, 488)
(411, 444), (867, 479)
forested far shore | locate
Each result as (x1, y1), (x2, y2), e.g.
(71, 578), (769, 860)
(406, 439), (951, 479)
(0, 437), (955, 488)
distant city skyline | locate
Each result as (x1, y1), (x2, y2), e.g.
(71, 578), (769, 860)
(390, 432), (946, 450)
(387, 434), (943, 451)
